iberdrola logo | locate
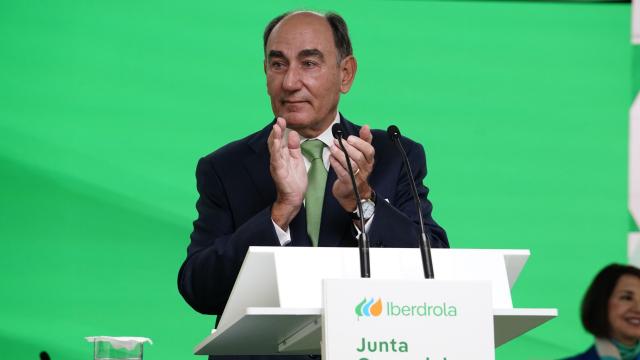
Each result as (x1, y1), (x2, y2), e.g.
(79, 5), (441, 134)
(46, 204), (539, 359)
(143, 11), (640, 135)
(355, 297), (383, 318)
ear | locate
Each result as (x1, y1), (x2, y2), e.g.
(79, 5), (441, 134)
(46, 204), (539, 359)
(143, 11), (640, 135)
(339, 55), (357, 94)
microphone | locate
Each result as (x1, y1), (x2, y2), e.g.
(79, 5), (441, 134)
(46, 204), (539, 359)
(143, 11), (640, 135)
(331, 122), (344, 140)
(387, 125), (434, 279)
(332, 123), (371, 278)
(387, 125), (400, 140)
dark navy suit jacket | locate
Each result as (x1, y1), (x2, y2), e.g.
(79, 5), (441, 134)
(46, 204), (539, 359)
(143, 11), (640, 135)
(178, 116), (448, 360)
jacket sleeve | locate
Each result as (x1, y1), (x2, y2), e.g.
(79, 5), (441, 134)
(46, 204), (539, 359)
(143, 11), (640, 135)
(368, 141), (448, 249)
(177, 156), (280, 315)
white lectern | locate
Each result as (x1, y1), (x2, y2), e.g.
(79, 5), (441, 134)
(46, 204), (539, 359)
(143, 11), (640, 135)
(195, 247), (557, 357)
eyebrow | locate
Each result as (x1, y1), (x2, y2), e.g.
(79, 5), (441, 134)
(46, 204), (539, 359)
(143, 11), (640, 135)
(298, 48), (324, 61)
(617, 290), (636, 296)
(267, 48), (325, 61)
(267, 50), (285, 60)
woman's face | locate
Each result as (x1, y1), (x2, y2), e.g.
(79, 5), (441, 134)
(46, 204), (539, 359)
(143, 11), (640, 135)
(608, 274), (640, 346)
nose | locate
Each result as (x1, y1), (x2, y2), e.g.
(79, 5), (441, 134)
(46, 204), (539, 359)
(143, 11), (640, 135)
(282, 65), (302, 92)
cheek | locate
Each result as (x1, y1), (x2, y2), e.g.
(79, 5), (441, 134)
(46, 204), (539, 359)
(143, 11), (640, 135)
(609, 301), (632, 325)
(266, 83), (276, 96)
(609, 301), (621, 318)
(266, 74), (281, 94)
(608, 301), (621, 327)
(306, 71), (341, 94)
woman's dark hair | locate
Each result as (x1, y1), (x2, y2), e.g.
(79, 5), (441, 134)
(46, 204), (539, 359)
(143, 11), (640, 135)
(581, 263), (640, 338)
(262, 11), (353, 62)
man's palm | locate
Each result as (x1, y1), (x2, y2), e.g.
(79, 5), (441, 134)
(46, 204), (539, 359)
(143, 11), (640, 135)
(272, 132), (307, 205)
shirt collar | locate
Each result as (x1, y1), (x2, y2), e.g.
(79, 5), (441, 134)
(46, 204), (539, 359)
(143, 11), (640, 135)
(299, 112), (340, 147)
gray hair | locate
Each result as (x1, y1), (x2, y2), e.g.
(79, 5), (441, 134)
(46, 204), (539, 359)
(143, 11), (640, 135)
(262, 11), (353, 63)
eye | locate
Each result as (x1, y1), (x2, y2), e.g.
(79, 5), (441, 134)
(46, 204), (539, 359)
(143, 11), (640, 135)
(302, 60), (318, 68)
(270, 61), (286, 71)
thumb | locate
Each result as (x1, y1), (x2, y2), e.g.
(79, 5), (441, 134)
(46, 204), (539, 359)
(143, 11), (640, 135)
(287, 130), (301, 151)
(359, 125), (373, 144)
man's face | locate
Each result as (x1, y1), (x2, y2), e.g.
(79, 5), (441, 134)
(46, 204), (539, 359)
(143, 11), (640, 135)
(264, 13), (354, 138)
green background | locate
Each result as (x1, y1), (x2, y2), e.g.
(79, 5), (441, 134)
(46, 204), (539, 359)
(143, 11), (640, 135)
(0, 0), (633, 359)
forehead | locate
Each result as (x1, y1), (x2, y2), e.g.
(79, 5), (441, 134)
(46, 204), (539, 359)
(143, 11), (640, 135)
(614, 274), (640, 291)
(266, 13), (336, 56)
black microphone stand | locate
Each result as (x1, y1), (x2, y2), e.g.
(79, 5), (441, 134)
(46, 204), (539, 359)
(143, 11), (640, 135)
(388, 125), (434, 279)
(332, 124), (371, 278)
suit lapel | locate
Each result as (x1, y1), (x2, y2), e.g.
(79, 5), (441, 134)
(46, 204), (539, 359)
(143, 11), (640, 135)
(317, 166), (346, 246)
(244, 124), (276, 206)
(289, 206), (312, 246)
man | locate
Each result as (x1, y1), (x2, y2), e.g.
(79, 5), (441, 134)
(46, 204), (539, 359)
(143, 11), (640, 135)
(178, 10), (448, 360)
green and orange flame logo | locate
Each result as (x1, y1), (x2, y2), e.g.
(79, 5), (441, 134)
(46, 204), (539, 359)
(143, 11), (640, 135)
(355, 297), (383, 318)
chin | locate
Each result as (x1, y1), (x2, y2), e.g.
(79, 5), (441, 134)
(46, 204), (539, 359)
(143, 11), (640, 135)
(279, 111), (313, 129)
(615, 328), (640, 343)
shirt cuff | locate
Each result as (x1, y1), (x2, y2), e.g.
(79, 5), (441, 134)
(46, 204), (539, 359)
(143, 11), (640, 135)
(353, 213), (374, 238)
(272, 219), (292, 246)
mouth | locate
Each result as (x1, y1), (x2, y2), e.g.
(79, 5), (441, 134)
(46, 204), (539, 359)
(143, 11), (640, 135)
(281, 100), (310, 113)
(282, 99), (308, 105)
(624, 316), (640, 326)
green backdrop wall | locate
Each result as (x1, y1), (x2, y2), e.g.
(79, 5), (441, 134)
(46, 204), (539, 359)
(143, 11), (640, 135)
(0, 1), (632, 359)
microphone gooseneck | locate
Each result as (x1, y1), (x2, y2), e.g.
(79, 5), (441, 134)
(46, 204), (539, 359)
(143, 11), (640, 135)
(332, 123), (371, 278)
(387, 125), (434, 279)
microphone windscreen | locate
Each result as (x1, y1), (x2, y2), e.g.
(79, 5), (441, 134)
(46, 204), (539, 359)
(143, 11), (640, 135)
(331, 123), (343, 139)
(387, 125), (401, 140)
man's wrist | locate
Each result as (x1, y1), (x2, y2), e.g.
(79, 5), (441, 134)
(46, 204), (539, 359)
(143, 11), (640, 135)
(271, 200), (301, 230)
(343, 185), (373, 212)
(359, 186), (373, 202)
(350, 189), (376, 221)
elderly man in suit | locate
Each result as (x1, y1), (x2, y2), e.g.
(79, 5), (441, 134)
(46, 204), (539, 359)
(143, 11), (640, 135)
(178, 10), (448, 360)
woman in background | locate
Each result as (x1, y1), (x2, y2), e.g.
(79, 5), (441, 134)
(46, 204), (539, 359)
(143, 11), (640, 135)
(566, 264), (640, 360)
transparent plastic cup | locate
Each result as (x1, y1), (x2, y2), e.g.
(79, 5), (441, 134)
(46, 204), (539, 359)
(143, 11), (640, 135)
(86, 337), (152, 360)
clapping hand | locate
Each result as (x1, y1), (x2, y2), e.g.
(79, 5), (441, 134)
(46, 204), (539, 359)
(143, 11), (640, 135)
(268, 117), (307, 230)
(329, 125), (375, 213)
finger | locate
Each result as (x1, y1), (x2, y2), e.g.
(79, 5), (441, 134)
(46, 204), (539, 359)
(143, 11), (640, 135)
(276, 117), (288, 148)
(287, 130), (303, 160)
(346, 135), (375, 163)
(330, 141), (358, 172)
(269, 118), (284, 146)
(329, 154), (351, 181)
(269, 125), (286, 168)
(338, 139), (371, 173)
(359, 125), (373, 143)
(287, 130), (300, 150)
(268, 123), (281, 151)
(270, 118), (289, 164)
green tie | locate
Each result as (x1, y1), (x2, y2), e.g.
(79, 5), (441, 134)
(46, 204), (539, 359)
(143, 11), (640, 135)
(301, 139), (327, 246)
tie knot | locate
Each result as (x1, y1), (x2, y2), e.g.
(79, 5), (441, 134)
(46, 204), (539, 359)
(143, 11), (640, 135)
(301, 139), (325, 161)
